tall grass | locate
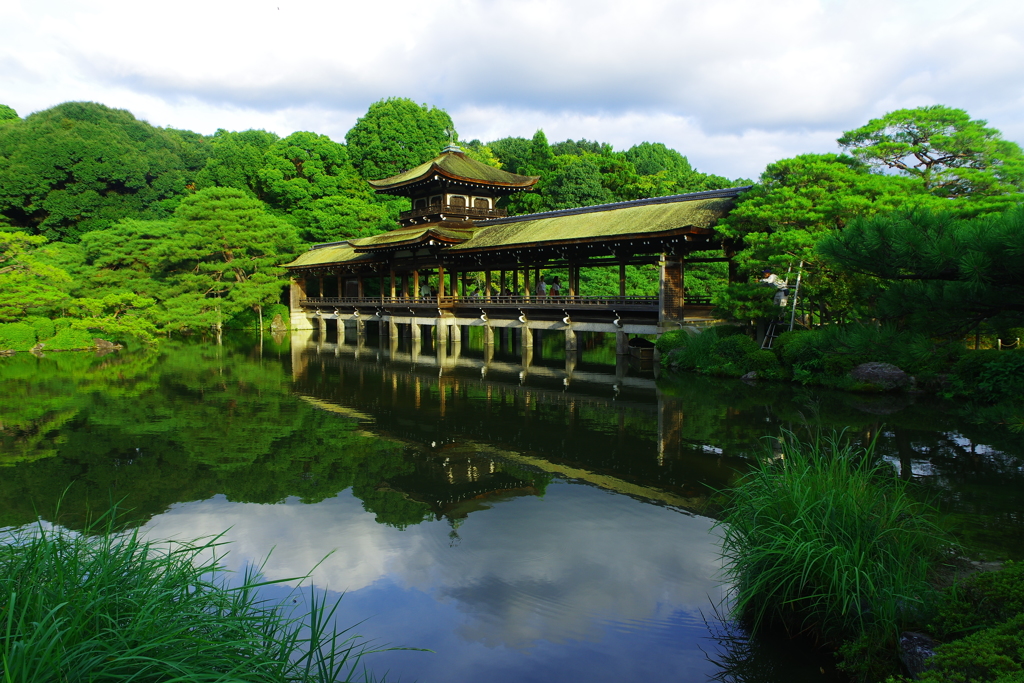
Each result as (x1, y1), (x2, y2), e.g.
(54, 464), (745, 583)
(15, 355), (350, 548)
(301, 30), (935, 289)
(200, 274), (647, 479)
(717, 431), (952, 651)
(0, 513), (396, 682)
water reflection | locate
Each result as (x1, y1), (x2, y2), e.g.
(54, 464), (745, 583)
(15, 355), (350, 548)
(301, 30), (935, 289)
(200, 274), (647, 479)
(1, 331), (1022, 683)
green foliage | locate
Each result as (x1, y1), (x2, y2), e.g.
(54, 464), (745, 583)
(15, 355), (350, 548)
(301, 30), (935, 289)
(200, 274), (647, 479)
(715, 153), (931, 323)
(45, 326), (96, 350)
(0, 101), (208, 241)
(26, 315), (55, 341)
(946, 350), (1024, 404)
(718, 432), (953, 670)
(819, 206), (1024, 336)
(838, 105), (1024, 212)
(654, 329), (690, 354)
(919, 613), (1024, 683)
(346, 97), (455, 181)
(0, 322), (36, 350)
(228, 302), (291, 330)
(0, 512), (393, 682)
(0, 104), (17, 122)
(0, 231), (72, 321)
(195, 128), (279, 197)
(932, 561), (1024, 639)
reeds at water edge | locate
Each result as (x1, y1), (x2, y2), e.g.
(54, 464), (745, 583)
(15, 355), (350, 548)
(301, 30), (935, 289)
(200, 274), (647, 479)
(0, 510), (404, 682)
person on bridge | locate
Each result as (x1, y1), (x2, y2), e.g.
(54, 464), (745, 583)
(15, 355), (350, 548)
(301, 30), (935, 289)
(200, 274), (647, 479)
(550, 276), (561, 297)
(536, 276), (547, 297)
(420, 283), (433, 300)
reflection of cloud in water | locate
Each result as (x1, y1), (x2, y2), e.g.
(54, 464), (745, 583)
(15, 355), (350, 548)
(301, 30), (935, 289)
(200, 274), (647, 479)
(144, 481), (724, 650)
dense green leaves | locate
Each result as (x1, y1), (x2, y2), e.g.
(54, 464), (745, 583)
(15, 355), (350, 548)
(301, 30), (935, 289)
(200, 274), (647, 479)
(818, 206), (1024, 334)
(345, 97), (455, 180)
(0, 102), (209, 241)
(0, 231), (72, 321)
(838, 105), (1024, 209)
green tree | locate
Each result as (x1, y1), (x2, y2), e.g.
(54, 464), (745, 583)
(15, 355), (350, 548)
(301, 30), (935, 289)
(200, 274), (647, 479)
(546, 154), (612, 209)
(714, 154), (929, 322)
(0, 104), (18, 124)
(0, 232), (72, 321)
(0, 102), (207, 241)
(838, 105), (1024, 212)
(194, 128), (279, 198)
(818, 206), (1024, 335)
(345, 97), (455, 180)
(154, 188), (301, 334)
(489, 136), (534, 175)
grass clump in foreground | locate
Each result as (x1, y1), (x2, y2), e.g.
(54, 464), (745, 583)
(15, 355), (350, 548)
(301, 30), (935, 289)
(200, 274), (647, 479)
(717, 431), (954, 680)
(0, 514), (396, 682)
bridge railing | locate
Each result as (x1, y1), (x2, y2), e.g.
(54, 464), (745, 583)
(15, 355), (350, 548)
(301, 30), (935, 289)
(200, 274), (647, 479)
(300, 294), (711, 308)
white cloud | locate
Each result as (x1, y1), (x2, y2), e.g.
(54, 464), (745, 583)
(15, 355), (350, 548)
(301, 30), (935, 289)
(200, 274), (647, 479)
(2, 0), (1023, 178)
(143, 485), (724, 649)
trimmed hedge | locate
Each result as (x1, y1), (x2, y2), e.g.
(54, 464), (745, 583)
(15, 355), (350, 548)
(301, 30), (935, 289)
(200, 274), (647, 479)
(45, 328), (96, 350)
(0, 322), (37, 351)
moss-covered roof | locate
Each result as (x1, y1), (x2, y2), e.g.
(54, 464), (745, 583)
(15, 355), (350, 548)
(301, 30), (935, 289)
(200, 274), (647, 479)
(284, 242), (373, 268)
(284, 188), (748, 269)
(348, 221), (478, 251)
(451, 192), (740, 251)
(368, 151), (539, 190)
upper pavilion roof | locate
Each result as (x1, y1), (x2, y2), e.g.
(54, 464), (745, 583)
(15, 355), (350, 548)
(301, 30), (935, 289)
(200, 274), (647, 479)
(368, 150), (539, 192)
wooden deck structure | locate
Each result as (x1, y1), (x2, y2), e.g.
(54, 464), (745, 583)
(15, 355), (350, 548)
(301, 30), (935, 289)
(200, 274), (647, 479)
(284, 146), (748, 352)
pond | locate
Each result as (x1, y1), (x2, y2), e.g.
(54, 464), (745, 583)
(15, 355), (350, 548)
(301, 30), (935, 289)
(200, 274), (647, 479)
(1, 329), (1021, 683)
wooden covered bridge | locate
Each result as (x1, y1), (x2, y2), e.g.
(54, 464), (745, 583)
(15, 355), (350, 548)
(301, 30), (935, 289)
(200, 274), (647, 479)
(285, 145), (747, 354)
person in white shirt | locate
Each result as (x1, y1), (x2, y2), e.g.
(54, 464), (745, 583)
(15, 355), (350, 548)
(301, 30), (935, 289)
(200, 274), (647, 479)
(759, 269), (789, 307)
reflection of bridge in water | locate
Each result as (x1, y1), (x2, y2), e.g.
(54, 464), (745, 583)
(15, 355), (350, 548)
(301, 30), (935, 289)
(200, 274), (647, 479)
(290, 330), (748, 515)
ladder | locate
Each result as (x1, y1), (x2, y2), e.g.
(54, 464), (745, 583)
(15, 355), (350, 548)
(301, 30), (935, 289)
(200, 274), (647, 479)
(761, 319), (784, 349)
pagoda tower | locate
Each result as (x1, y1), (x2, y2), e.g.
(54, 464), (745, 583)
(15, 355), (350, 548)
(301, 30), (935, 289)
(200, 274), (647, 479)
(368, 145), (539, 228)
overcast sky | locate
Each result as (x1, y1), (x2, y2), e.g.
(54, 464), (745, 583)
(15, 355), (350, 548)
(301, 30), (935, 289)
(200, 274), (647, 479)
(2, 0), (1023, 179)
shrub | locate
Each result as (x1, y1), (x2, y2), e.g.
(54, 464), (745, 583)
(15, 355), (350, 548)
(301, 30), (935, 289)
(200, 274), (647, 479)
(26, 316), (56, 341)
(718, 431), (952, 654)
(45, 327), (96, 350)
(0, 322), (36, 351)
(931, 561), (1024, 639)
(54, 317), (73, 332)
(918, 613), (1024, 683)
(662, 326), (722, 370)
(0, 513), (393, 682)
(655, 329), (689, 354)
(947, 350), (1024, 404)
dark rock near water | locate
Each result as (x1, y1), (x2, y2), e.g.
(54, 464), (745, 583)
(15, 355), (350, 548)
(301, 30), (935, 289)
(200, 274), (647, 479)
(741, 371), (759, 383)
(899, 631), (936, 679)
(849, 362), (909, 391)
(271, 313), (286, 333)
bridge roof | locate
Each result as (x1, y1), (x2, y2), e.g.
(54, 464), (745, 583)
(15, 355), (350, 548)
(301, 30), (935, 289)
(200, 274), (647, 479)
(284, 186), (749, 269)
(452, 188), (745, 252)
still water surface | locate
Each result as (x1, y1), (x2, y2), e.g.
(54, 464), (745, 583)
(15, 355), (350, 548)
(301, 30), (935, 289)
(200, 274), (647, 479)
(1, 330), (1021, 682)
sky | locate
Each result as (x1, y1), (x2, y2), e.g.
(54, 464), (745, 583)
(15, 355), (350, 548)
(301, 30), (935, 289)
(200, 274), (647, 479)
(2, 0), (1023, 180)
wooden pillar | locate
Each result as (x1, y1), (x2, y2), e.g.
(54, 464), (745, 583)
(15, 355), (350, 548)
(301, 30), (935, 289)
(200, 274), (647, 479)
(461, 272), (468, 297)
(357, 275), (364, 298)
(512, 267), (519, 296)
(659, 253), (685, 323)
(499, 270), (506, 296)
(337, 275), (343, 300)
(523, 265), (531, 299)
(619, 262), (626, 298)
(438, 264), (446, 298)
(413, 270), (420, 300)
(568, 264), (576, 298)
(485, 271), (492, 298)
